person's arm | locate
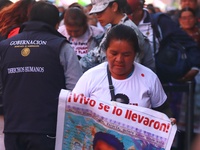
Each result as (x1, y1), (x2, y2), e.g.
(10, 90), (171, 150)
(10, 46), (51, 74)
(79, 28), (107, 72)
(79, 46), (103, 72)
(150, 77), (172, 117)
(150, 75), (176, 124)
(152, 100), (176, 125)
(152, 100), (173, 118)
(60, 42), (83, 90)
(153, 101), (176, 125)
(178, 68), (199, 82)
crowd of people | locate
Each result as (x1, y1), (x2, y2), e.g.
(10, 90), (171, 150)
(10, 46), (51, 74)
(0, 0), (200, 150)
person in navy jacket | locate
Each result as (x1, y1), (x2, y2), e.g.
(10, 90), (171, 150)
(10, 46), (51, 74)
(0, 1), (82, 150)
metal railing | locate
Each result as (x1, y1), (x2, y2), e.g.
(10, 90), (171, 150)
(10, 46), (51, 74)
(162, 81), (194, 150)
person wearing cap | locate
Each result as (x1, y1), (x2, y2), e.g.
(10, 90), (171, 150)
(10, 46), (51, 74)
(79, 0), (155, 72)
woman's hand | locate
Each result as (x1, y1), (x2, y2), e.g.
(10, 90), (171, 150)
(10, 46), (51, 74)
(170, 118), (176, 125)
(178, 69), (199, 82)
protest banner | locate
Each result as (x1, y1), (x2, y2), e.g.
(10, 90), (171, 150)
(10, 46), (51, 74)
(55, 89), (177, 150)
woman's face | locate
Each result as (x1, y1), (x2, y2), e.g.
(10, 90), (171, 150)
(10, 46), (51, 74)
(66, 25), (85, 38)
(179, 10), (196, 29)
(95, 6), (114, 26)
(106, 39), (136, 80)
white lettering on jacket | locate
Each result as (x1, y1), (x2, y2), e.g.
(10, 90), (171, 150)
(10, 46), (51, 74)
(7, 66), (44, 74)
(10, 40), (47, 46)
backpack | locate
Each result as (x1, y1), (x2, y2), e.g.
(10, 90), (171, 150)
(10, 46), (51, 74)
(151, 12), (200, 83)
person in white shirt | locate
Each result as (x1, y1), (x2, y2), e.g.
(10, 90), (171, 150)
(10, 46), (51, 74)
(58, 7), (104, 60)
(73, 24), (175, 121)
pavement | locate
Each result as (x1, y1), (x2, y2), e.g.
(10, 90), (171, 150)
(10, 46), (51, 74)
(0, 115), (5, 150)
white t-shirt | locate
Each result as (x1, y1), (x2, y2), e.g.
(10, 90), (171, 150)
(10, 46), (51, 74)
(58, 25), (104, 58)
(58, 25), (90, 58)
(73, 62), (167, 109)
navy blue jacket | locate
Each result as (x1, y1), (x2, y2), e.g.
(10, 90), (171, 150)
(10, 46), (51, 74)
(0, 21), (67, 134)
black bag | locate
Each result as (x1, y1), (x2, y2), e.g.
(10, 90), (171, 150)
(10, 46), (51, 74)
(155, 38), (191, 83)
(151, 13), (200, 83)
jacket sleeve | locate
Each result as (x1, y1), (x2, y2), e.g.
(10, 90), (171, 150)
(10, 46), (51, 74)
(79, 28), (106, 72)
(127, 18), (156, 72)
(152, 100), (173, 118)
(59, 42), (83, 90)
(79, 46), (105, 72)
(135, 35), (156, 72)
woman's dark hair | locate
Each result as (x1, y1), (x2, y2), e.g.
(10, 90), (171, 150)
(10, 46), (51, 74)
(64, 7), (88, 28)
(108, 0), (128, 13)
(29, 1), (59, 27)
(68, 2), (83, 10)
(93, 132), (124, 150)
(0, 0), (13, 10)
(178, 7), (196, 18)
(146, 4), (156, 14)
(104, 24), (140, 53)
(0, 0), (35, 36)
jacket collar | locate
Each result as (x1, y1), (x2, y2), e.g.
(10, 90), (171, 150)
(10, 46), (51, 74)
(20, 21), (66, 38)
(143, 9), (152, 23)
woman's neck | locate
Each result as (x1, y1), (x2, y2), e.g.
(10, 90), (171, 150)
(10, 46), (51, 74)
(112, 13), (125, 25)
(111, 65), (134, 80)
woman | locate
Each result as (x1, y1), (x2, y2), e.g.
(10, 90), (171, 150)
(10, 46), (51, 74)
(73, 24), (174, 119)
(179, 7), (200, 150)
(58, 7), (104, 60)
(179, 7), (200, 47)
(80, 0), (155, 72)
(0, 0), (35, 39)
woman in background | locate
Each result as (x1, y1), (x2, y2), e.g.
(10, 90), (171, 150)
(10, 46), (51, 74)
(179, 6), (200, 150)
(0, 0), (35, 39)
(58, 7), (104, 60)
(179, 7), (200, 47)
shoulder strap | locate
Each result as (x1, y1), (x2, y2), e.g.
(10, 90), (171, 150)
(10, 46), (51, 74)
(150, 12), (163, 40)
(151, 13), (162, 54)
(107, 65), (115, 101)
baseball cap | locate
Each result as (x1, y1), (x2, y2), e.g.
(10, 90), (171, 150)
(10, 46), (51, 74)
(89, 0), (116, 14)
